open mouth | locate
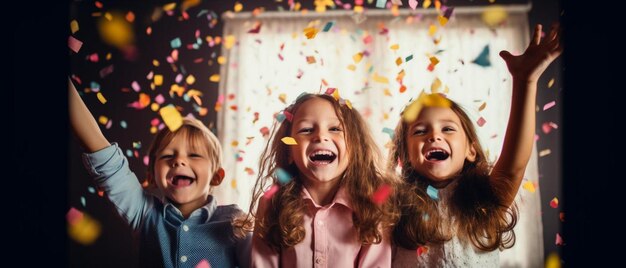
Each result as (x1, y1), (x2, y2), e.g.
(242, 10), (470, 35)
(308, 150), (337, 165)
(168, 175), (195, 187)
(425, 149), (450, 161)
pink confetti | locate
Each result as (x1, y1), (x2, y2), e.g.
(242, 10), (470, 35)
(371, 184), (392, 205)
(88, 53), (99, 62)
(68, 36), (83, 53)
(409, 0), (418, 10)
(155, 94), (165, 104)
(325, 88), (336, 95)
(263, 184), (280, 199)
(143, 155), (149, 166)
(151, 118), (160, 126)
(534, 134), (539, 141)
(543, 101), (556, 111)
(195, 259), (211, 268)
(363, 35), (373, 45)
(550, 197), (559, 208)
(131, 81), (141, 92)
(175, 73), (183, 83)
(284, 111), (293, 122)
(260, 126), (270, 137)
(542, 122), (558, 134)
(67, 207), (84, 225)
(555, 233), (564, 245)
(477, 117), (486, 127)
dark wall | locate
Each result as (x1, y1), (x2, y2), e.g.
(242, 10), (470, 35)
(66, 1), (563, 267)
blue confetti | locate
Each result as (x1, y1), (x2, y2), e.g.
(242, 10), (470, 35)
(471, 45), (491, 67)
(90, 81), (100, 92)
(170, 37), (182, 49)
(132, 141), (141, 149)
(382, 127), (395, 139)
(275, 168), (292, 185)
(120, 120), (127, 129)
(126, 149), (133, 157)
(426, 185), (439, 201)
(87, 186), (96, 194)
(375, 0), (387, 8)
(276, 113), (286, 123)
(80, 196), (86, 207)
(322, 21), (335, 32)
(405, 54), (413, 62)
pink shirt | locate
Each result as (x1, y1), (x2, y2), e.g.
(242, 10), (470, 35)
(251, 186), (391, 268)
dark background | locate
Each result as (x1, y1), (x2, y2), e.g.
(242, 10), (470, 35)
(10, 0), (622, 266)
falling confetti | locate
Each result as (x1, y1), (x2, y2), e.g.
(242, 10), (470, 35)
(68, 209), (102, 245)
(303, 27), (319, 39)
(548, 78), (555, 88)
(550, 197), (559, 208)
(477, 117), (486, 127)
(522, 181), (536, 193)
(68, 36), (83, 53)
(417, 246), (428, 257)
(209, 74), (220, 82)
(482, 5), (508, 27)
(409, 0), (418, 10)
(195, 259), (212, 268)
(70, 20), (79, 34)
(159, 105), (183, 132)
(263, 184), (280, 199)
(471, 45), (491, 67)
(539, 149), (551, 157)
(382, 127), (395, 139)
(371, 184), (392, 205)
(545, 252), (561, 268)
(555, 233), (564, 245)
(543, 101), (556, 111)
(426, 185), (439, 200)
(281, 137), (298, 145)
(322, 21), (335, 32)
(275, 168), (292, 184)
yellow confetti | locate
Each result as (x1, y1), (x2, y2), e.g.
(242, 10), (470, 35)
(303, 27), (319, 39)
(98, 115), (108, 125)
(429, 56), (440, 66)
(390, 44), (399, 51)
(397, 69), (405, 81)
(548, 78), (555, 88)
(224, 35), (236, 49)
(431, 78), (442, 93)
(522, 181), (536, 193)
(539, 149), (551, 157)
(438, 15), (448, 26)
(479, 102), (487, 111)
(209, 74), (220, 82)
(154, 75), (163, 86)
(373, 73), (390, 84)
(68, 211), (101, 245)
(163, 2), (177, 11)
(482, 5), (508, 27)
(278, 93), (287, 104)
(332, 88), (340, 101)
(345, 99), (353, 109)
(150, 126), (158, 134)
(423, 0), (432, 8)
(545, 252), (561, 268)
(234, 2), (243, 12)
(353, 5), (364, 13)
(384, 88), (392, 96)
(281, 137), (298, 145)
(347, 64), (356, 71)
(70, 20), (79, 34)
(96, 92), (107, 104)
(152, 59), (160, 67)
(231, 179), (237, 189)
(159, 106), (183, 132)
(402, 92), (452, 123)
(443, 85), (449, 94)
(97, 11), (134, 49)
(395, 57), (403, 66)
(353, 52), (363, 63)
(106, 53), (112, 60)
(186, 75), (196, 85)
(182, 0), (201, 11)
(231, 140), (239, 147)
(169, 84), (184, 97)
(151, 103), (160, 111)
(428, 24), (437, 36)
(186, 89), (203, 98)
(217, 56), (227, 64)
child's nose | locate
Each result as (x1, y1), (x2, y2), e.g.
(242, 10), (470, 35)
(313, 131), (330, 142)
(427, 134), (442, 142)
(172, 158), (187, 167)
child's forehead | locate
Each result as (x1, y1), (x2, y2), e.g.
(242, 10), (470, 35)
(411, 107), (462, 124)
(159, 130), (211, 152)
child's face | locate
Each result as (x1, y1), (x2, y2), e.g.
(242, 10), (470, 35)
(289, 97), (349, 186)
(406, 107), (476, 183)
(153, 135), (214, 208)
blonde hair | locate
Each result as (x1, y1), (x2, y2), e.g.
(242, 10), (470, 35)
(389, 98), (518, 251)
(241, 93), (400, 251)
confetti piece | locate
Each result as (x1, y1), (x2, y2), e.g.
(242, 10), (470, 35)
(99, 64), (114, 78)
(81, 196), (86, 207)
(482, 5), (508, 27)
(353, 52), (364, 63)
(234, 2), (243, 12)
(224, 35), (236, 49)
(478, 102), (487, 111)
(543, 101), (556, 111)
(322, 21), (335, 32)
(426, 185), (438, 200)
(159, 106), (183, 132)
(522, 181), (536, 193)
(423, 0), (431, 8)
(275, 168), (292, 184)
(347, 64), (356, 71)
(260, 126), (270, 137)
(70, 20), (79, 34)
(550, 197), (559, 208)
(281, 137), (297, 145)
(93, 92), (107, 106)
(555, 233), (564, 245)
(391, 0), (403, 5)
(371, 184), (392, 205)
(87, 186), (96, 194)
(98, 116), (108, 125)
(375, 0), (386, 8)
(263, 184), (280, 199)
(395, 57), (403, 66)
(154, 75), (163, 86)
(431, 78), (442, 92)
(542, 122), (558, 134)
(209, 74), (220, 82)
(275, 113), (286, 123)
(170, 37), (181, 49)
(438, 16), (448, 26)
(428, 24), (437, 36)
(409, 0), (418, 10)
(417, 246), (428, 257)
(390, 44), (399, 51)
(559, 212), (565, 222)
(548, 78), (555, 88)
(194, 259), (212, 268)
(306, 56), (316, 64)
(97, 12), (134, 49)
(303, 27), (319, 39)
(68, 210), (101, 245)
(68, 36), (83, 53)
(545, 252), (561, 268)
(67, 207), (83, 225)
(539, 149), (551, 157)
(477, 117), (486, 127)
(443, 6), (455, 20)
(405, 54), (413, 62)
(471, 45), (491, 67)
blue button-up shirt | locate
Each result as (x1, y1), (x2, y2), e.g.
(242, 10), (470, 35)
(82, 143), (251, 268)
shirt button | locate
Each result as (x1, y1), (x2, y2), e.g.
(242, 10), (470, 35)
(183, 225), (189, 232)
(180, 256), (187, 263)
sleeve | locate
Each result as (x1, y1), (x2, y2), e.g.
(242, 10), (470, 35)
(81, 142), (152, 230)
(235, 230), (253, 268)
(357, 226), (392, 267)
(251, 195), (280, 268)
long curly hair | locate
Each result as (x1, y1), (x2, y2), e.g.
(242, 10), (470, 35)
(389, 98), (518, 251)
(239, 93), (400, 251)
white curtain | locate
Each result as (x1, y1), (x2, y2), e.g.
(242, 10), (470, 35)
(216, 7), (542, 267)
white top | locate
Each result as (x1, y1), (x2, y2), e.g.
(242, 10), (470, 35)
(392, 183), (499, 268)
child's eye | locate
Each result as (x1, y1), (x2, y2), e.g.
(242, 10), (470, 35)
(329, 126), (342, 132)
(298, 128), (313, 134)
(443, 126), (456, 132)
(413, 129), (426, 135)
(189, 153), (203, 158)
(159, 154), (173, 160)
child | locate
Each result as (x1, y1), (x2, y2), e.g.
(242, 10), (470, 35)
(244, 92), (400, 267)
(69, 79), (252, 268)
(390, 23), (562, 267)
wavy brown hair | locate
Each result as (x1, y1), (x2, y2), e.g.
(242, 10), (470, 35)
(389, 97), (518, 251)
(239, 93), (400, 251)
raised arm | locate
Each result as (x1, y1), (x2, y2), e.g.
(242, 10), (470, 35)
(69, 77), (110, 152)
(492, 24), (563, 206)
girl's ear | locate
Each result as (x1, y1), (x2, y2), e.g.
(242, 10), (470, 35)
(210, 167), (226, 186)
(466, 143), (477, 162)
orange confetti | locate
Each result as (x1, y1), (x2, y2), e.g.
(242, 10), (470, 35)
(209, 74), (220, 82)
(550, 197), (559, 208)
(234, 2), (243, 12)
(303, 27), (319, 39)
(126, 11), (135, 22)
(417, 246), (429, 256)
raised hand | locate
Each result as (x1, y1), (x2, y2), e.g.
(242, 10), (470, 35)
(499, 23), (563, 82)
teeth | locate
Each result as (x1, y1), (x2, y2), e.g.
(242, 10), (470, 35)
(309, 150), (334, 157)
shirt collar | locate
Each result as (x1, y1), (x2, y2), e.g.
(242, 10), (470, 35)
(162, 195), (217, 223)
(301, 185), (352, 210)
